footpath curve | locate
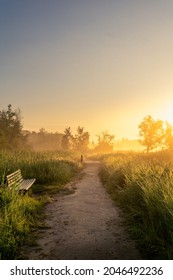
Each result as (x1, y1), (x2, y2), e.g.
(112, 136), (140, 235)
(21, 161), (141, 260)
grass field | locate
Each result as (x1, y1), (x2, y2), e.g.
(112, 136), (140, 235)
(100, 151), (173, 259)
(0, 150), (82, 259)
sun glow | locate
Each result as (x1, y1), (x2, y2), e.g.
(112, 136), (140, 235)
(162, 105), (173, 124)
(153, 100), (173, 125)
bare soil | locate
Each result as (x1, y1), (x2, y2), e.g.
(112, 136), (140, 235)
(20, 161), (141, 260)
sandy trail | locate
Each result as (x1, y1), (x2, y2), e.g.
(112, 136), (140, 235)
(21, 161), (141, 260)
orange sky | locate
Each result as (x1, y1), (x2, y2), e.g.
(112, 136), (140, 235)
(1, 1), (173, 140)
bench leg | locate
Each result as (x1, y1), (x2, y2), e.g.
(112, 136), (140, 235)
(19, 189), (27, 195)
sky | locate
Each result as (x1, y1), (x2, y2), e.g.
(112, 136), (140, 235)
(1, 0), (173, 140)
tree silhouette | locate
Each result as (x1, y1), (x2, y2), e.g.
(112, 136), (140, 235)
(74, 126), (90, 153)
(138, 115), (164, 152)
(62, 126), (90, 153)
(62, 127), (74, 150)
(94, 131), (115, 153)
(0, 104), (24, 149)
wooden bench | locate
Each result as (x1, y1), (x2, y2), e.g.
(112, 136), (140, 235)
(6, 169), (36, 192)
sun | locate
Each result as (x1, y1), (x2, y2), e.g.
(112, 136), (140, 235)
(163, 106), (173, 124)
(154, 102), (173, 125)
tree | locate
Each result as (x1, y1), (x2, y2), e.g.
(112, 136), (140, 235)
(62, 127), (74, 150)
(26, 129), (63, 151)
(138, 115), (164, 152)
(164, 121), (173, 150)
(0, 129), (7, 149)
(0, 104), (24, 150)
(62, 126), (90, 153)
(94, 131), (115, 153)
(74, 126), (90, 153)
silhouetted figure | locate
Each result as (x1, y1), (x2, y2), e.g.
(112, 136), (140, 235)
(81, 154), (83, 163)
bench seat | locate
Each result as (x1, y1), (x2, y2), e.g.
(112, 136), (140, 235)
(18, 178), (36, 191)
(6, 169), (35, 192)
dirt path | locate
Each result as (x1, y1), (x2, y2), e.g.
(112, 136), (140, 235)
(21, 161), (141, 260)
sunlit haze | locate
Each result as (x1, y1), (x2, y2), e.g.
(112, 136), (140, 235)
(1, 0), (173, 140)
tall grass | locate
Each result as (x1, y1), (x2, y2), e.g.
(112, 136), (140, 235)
(0, 150), (82, 185)
(0, 186), (42, 259)
(100, 152), (173, 259)
(0, 150), (82, 259)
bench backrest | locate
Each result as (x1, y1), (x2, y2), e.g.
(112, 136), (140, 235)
(6, 169), (23, 188)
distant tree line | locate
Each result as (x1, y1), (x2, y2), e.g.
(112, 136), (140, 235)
(1, 105), (172, 153)
(62, 128), (115, 154)
(0, 105), (115, 153)
(62, 126), (90, 153)
(92, 131), (115, 153)
(25, 128), (63, 151)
